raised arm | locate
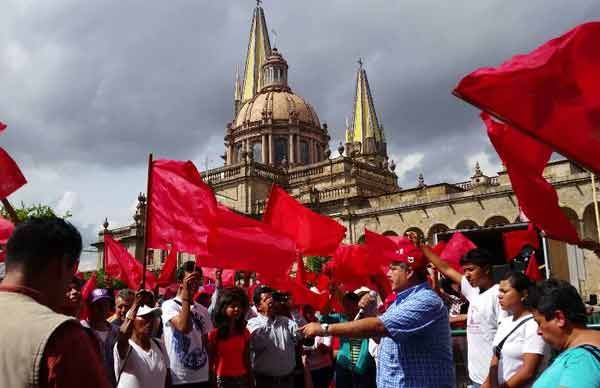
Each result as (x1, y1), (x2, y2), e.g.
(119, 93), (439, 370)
(168, 273), (199, 333)
(116, 291), (144, 358)
(407, 232), (463, 285)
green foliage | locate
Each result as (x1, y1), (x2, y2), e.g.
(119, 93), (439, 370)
(305, 256), (330, 273)
(84, 269), (127, 290)
(1, 201), (72, 223)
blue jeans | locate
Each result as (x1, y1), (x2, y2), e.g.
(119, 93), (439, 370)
(470, 383), (481, 388)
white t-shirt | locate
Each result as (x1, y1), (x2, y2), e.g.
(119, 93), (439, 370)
(461, 276), (507, 384)
(492, 314), (549, 387)
(162, 297), (213, 385)
(114, 339), (169, 388)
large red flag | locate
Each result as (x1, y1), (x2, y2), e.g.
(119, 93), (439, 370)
(454, 22), (600, 174)
(525, 253), (544, 282)
(483, 113), (580, 244)
(439, 232), (477, 272)
(79, 272), (97, 320)
(263, 185), (346, 256)
(157, 249), (178, 287)
(364, 229), (422, 268)
(199, 205), (297, 279)
(147, 159), (217, 255)
(104, 234), (157, 290)
(503, 224), (540, 261)
(201, 267), (235, 287)
(0, 148), (27, 199)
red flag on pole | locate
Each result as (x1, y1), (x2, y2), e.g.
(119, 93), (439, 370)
(201, 267), (235, 287)
(263, 184), (346, 256)
(104, 234), (157, 290)
(79, 272), (97, 320)
(454, 22), (600, 174)
(0, 148), (27, 199)
(503, 224), (540, 261)
(439, 232), (477, 272)
(147, 159), (217, 255)
(157, 249), (178, 287)
(364, 229), (423, 268)
(525, 252), (544, 281)
(0, 216), (14, 263)
(0, 121), (6, 133)
(483, 113), (580, 244)
(199, 205), (297, 279)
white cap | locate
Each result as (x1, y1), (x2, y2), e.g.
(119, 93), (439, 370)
(354, 286), (371, 294)
(136, 305), (161, 318)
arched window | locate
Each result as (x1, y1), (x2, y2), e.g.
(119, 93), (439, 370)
(252, 142), (262, 162)
(236, 144), (243, 163)
(275, 138), (288, 164)
(456, 220), (478, 230)
(300, 141), (309, 164)
(427, 224), (449, 244)
(484, 216), (510, 227)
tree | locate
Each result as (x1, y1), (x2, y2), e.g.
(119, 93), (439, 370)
(305, 255), (330, 273)
(0, 201), (72, 223)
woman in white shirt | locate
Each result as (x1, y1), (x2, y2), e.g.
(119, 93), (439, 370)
(483, 272), (548, 388)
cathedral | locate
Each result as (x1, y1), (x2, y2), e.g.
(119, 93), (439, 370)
(97, 3), (600, 300)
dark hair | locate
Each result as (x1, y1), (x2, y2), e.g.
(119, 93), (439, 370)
(214, 287), (249, 339)
(527, 279), (588, 325)
(69, 276), (85, 290)
(253, 285), (274, 306)
(393, 261), (428, 282)
(117, 288), (135, 301)
(176, 261), (201, 283)
(501, 271), (533, 306)
(342, 291), (360, 304)
(6, 217), (82, 275)
(459, 248), (494, 267)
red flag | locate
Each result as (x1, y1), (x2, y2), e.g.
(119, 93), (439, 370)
(79, 272), (97, 320)
(263, 185), (346, 256)
(104, 234), (157, 290)
(484, 113), (580, 244)
(503, 224), (540, 261)
(157, 249), (178, 287)
(525, 253), (544, 281)
(0, 216), (14, 263)
(147, 159), (217, 255)
(0, 148), (27, 199)
(0, 121), (6, 133)
(364, 229), (424, 269)
(454, 22), (600, 174)
(430, 241), (447, 256)
(440, 232), (477, 272)
(199, 205), (297, 279)
(329, 244), (375, 291)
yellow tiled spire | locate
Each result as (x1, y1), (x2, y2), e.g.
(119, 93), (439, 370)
(351, 60), (384, 153)
(241, 4), (272, 103)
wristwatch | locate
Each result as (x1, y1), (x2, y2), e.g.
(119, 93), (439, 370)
(320, 323), (330, 336)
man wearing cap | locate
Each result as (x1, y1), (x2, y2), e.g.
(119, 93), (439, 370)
(82, 288), (120, 386)
(0, 217), (111, 388)
(300, 242), (454, 388)
(115, 290), (170, 388)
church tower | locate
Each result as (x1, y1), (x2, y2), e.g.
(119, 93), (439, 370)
(240, 2), (272, 105)
(345, 60), (388, 165)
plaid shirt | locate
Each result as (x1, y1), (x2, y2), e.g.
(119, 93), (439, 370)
(377, 282), (454, 388)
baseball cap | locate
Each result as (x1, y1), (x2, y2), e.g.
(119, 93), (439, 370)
(392, 245), (426, 270)
(136, 305), (162, 318)
(89, 288), (113, 304)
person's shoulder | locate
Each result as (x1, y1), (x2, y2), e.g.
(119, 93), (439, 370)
(563, 346), (600, 363)
(46, 321), (98, 356)
(194, 302), (210, 315)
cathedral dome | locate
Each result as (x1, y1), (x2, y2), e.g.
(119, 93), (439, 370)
(234, 89), (321, 128)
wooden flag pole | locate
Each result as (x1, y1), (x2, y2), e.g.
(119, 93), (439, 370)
(1, 198), (19, 224)
(591, 172), (600, 243)
(142, 153), (154, 290)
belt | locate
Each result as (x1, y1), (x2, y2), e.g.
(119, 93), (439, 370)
(254, 373), (294, 383)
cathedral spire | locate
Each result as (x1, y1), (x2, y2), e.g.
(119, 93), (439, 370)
(234, 65), (242, 116)
(241, 3), (272, 103)
(351, 60), (387, 159)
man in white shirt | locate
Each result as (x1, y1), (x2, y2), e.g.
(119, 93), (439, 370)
(161, 262), (213, 388)
(410, 233), (505, 388)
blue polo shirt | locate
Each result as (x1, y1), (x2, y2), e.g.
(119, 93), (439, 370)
(377, 282), (454, 388)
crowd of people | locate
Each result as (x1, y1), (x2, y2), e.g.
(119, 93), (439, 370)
(1, 217), (599, 388)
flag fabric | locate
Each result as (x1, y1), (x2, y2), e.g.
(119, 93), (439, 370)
(328, 244), (374, 291)
(199, 205), (297, 279)
(147, 159), (217, 255)
(484, 113), (580, 244)
(525, 252), (544, 281)
(0, 121), (6, 133)
(263, 184), (346, 256)
(364, 229), (424, 269)
(439, 232), (477, 272)
(503, 225), (540, 261)
(79, 272), (97, 320)
(0, 148), (27, 199)
(0, 216), (14, 263)
(454, 22), (600, 174)
(157, 249), (178, 287)
(104, 234), (157, 290)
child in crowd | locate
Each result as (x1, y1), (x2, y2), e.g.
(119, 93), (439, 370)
(302, 304), (334, 388)
(208, 287), (254, 388)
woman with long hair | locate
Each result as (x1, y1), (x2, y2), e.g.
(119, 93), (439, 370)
(207, 287), (254, 388)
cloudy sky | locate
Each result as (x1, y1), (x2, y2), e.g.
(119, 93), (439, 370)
(2, 0), (599, 268)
